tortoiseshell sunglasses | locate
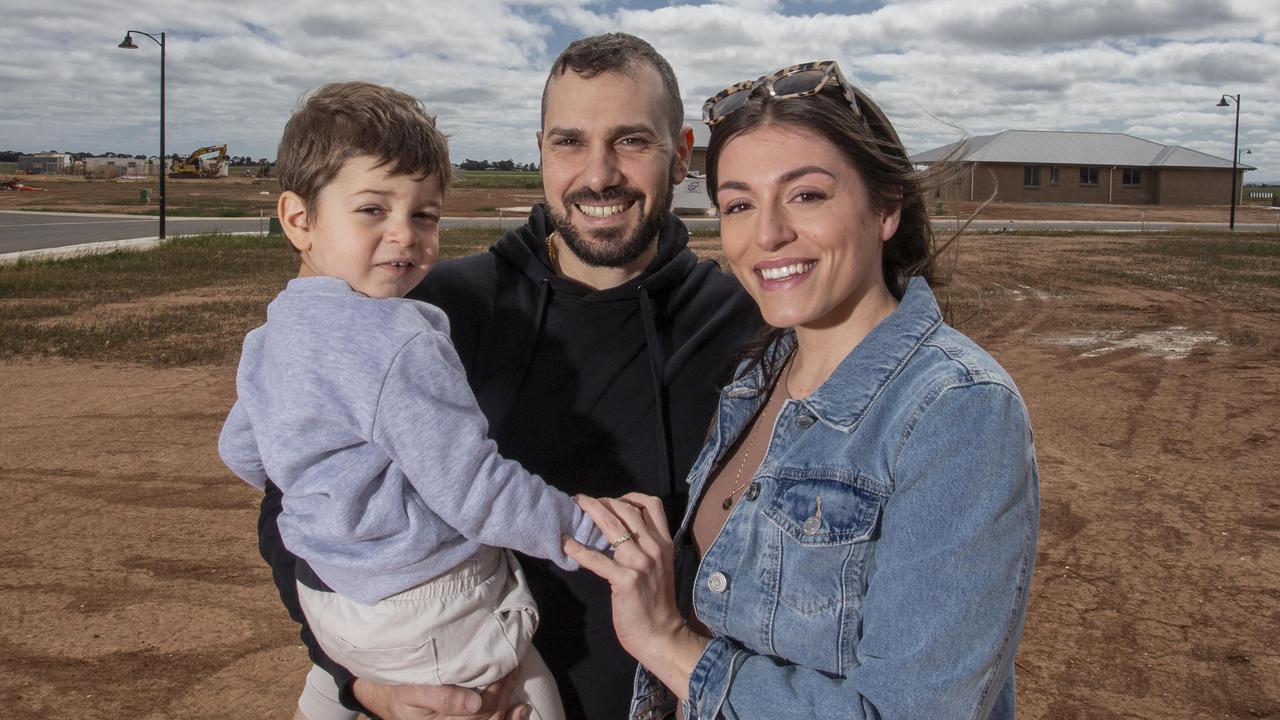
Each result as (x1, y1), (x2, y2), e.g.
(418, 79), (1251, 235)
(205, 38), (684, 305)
(702, 60), (862, 127)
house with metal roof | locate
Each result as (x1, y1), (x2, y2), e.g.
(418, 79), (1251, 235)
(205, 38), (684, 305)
(910, 130), (1253, 206)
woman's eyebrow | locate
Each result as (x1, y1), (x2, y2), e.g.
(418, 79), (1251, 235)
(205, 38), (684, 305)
(778, 165), (835, 184)
(717, 165), (836, 193)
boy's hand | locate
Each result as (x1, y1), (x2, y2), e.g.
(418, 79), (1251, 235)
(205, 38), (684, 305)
(352, 670), (529, 720)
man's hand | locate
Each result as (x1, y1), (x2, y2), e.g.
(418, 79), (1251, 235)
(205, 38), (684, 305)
(352, 670), (530, 720)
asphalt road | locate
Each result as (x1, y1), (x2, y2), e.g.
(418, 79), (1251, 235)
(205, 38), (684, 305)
(2, 210), (1276, 258)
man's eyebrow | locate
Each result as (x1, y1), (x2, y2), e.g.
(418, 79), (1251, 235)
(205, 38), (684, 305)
(544, 124), (660, 139)
(717, 166), (836, 193)
(612, 124), (659, 137)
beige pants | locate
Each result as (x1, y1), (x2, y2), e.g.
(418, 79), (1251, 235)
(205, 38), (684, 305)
(296, 547), (563, 720)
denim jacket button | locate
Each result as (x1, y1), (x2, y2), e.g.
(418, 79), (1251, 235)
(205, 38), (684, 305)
(708, 571), (728, 593)
(744, 482), (760, 501)
(795, 413), (816, 429)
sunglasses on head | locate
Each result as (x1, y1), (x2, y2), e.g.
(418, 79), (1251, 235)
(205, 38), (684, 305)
(702, 60), (862, 127)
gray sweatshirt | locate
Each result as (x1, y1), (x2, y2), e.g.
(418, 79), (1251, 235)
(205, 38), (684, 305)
(219, 276), (606, 604)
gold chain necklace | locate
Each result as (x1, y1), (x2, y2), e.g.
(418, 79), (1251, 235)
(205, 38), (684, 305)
(545, 231), (558, 267)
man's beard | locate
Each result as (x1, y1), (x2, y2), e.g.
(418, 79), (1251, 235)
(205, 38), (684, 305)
(549, 180), (673, 268)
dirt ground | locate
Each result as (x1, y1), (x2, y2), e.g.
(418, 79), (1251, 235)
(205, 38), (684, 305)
(0, 176), (545, 217)
(2, 234), (1278, 719)
(2, 175), (1278, 224)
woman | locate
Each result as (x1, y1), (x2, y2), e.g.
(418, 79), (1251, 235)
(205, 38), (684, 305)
(566, 61), (1039, 720)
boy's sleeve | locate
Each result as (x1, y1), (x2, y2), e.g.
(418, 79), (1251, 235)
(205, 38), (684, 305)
(371, 331), (609, 566)
(218, 399), (269, 489)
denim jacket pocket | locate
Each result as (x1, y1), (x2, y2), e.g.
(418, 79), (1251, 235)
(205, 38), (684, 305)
(761, 473), (883, 618)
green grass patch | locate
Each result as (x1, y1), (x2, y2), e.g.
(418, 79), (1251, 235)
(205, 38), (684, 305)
(22, 206), (271, 218)
(132, 207), (263, 217)
(452, 171), (542, 189)
(0, 227), (505, 365)
(0, 161), (18, 174)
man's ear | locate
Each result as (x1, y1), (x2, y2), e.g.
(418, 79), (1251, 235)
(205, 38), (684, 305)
(535, 129), (546, 167)
(277, 191), (311, 252)
(670, 125), (694, 185)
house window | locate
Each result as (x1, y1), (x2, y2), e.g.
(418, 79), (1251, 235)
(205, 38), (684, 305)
(1123, 168), (1142, 186)
(1023, 165), (1041, 187)
(1049, 166), (1060, 185)
(1080, 167), (1099, 186)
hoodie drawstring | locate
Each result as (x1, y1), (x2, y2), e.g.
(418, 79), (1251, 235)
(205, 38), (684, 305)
(639, 286), (674, 499)
(488, 278), (551, 440)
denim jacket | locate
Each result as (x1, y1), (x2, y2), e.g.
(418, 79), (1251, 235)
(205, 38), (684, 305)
(630, 277), (1039, 720)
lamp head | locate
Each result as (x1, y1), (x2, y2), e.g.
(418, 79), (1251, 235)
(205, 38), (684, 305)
(118, 33), (138, 49)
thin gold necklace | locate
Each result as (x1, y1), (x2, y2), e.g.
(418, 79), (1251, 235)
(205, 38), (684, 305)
(721, 418), (762, 510)
(721, 355), (793, 510)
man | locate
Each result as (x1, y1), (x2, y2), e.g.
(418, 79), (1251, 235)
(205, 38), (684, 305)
(259, 32), (759, 720)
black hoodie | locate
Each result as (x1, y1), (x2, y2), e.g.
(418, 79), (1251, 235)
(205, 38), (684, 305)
(258, 205), (760, 719)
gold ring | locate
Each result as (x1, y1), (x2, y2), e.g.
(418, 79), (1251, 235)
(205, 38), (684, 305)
(609, 531), (634, 550)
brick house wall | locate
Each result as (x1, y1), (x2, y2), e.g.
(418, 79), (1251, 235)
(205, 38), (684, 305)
(944, 163), (1242, 206)
(1156, 168), (1240, 205)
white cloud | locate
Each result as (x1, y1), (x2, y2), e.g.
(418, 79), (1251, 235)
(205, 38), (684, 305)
(0, 0), (1277, 180)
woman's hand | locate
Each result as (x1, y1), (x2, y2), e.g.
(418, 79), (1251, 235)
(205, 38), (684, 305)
(565, 493), (710, 700)
(352, 671), (529, 720)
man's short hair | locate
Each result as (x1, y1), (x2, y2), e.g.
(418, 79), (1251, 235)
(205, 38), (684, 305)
(277, 81), (451, 210)
(541, 33), (684, 139)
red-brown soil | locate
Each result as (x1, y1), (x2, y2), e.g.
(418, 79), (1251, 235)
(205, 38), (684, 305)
(1, 175), (1277, 224)
(0, 176), (543, 217)
(1, 235), (1277, 718)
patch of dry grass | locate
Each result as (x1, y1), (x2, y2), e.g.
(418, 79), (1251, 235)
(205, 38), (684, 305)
(4, 229), (1275, 366)
(0, 229), (501, 366)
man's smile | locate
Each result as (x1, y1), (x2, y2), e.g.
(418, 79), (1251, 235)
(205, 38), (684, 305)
(575, 201), (636, 218)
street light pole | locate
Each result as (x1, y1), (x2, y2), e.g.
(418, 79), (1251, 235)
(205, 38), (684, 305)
(1216, 93), (1241, 230)
(119, 30), (166, 240)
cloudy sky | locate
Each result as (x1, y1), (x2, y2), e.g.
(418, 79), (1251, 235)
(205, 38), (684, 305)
(2, 0), (1277, 181)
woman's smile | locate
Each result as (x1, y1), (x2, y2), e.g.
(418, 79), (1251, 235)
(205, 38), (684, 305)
(755, 258), (817, 286)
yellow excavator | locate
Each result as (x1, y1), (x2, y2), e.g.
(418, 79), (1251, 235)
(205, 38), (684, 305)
(169, 144), (228, 179)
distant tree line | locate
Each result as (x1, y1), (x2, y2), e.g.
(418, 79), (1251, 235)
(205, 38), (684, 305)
(0, 149), (271, 164)
(2, 150), (150, 160)
(3, 149), (533, 172)
(458, 158), (538, 172)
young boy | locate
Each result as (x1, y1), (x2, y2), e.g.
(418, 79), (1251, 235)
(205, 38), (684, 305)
(218, 81), (606, 720)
